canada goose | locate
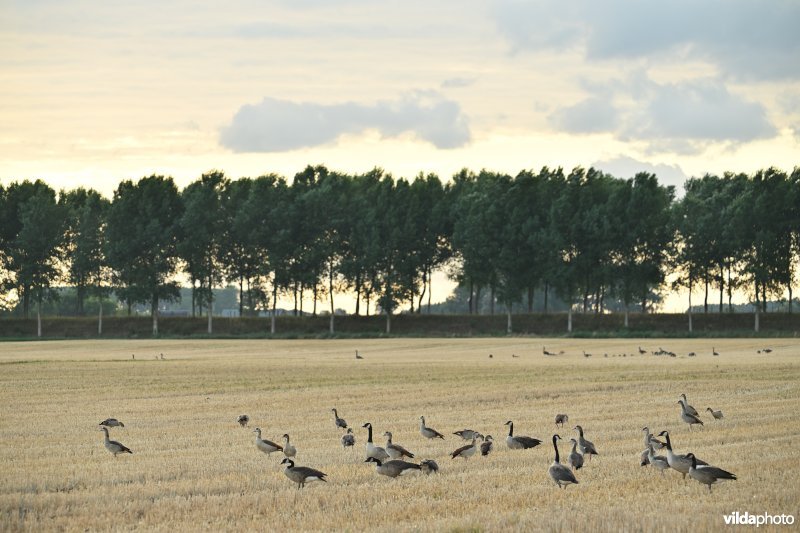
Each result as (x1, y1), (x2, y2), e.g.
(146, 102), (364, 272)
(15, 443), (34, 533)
(331, 408), (348, 429)
(762, 348), (773, 353)
(365, 457), (421, 478)
(678, 400), (704, 430)
(453, 429), (482, 441)
(100, 427), (132, 457)
(548, 435), (578, 489)
(657, 430), (708, 479)
(679, 394), (699, 416)
(362, 423), (389, 461)
(641, 427), (665, 450)
(480, 435), (494, 456)
(355, 350), (363, 359)
(554, 414), (569, 427)
(688, 352), (696, 357)
(573, 425), (598, 460)
(280, 458), (327, 489)
(568, 438), (583, 471)
(504, 421), (542, 449)
(237, 414), (249, 427)
(341, 428), (355, 448)
(638, 346), (646, 354)
(706, 407), (724, 420)
(712, 347), (719, 356)
(160, 353), (165, 360)
(419, 416), (445, 440)
(450, 434), (480, 460)
(512, 353), (519, 358)
(685, 453), (737, 492)
(583, 351), (592, 358)
(383, 431), (415, 460)
(282, 434), (296, 457)
(420, 459), (439, 474)
(543, 346), (555, 356)
(253, 428), (283, 455)
(646, 445), (669, 476)
(99, 418), (124, 428)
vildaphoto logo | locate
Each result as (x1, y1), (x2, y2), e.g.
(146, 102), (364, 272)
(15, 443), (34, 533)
(724, 512), (795, 527)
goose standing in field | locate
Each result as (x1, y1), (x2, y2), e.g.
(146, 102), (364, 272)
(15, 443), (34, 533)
(383, 431), (415, 460)
(100, 427), (133, 457)
(583, 351), (592, 358)
(685, 453), (737, 492)
(450, 434), (481, 460)
(253, 427), (283, 455)
(706, 407), (724, 420)
(678, 400), (704, 430)
(420, 459), (439, 474)
(365, 457), (421, 478)
(554, 414), (569, 428)
(355, 350), (363, 359)
(99, 418), (124, 428)
(646, 444), (670, 476)
(331, 408), (348, 430)
(543, 346), (555, 356)
(657, 430), (708, 479)
(480, 435), (494, 456)
(568, 438), (584, 471)
(282, 434), (297, 458)
(642, 427), (666, 450)
(712, 347), (719, 356)
(280, 458), (327, 489)
(679, 394), (699, 416)
(419, 416), (445, 440)
(237, 414), (249, 427)
(453, 429), (482, 441)
(504, 421), (542, 450)
(573, 425), (598, 460)
(548, 435), (579, 489)
(362, 423), (390, 461)
(341, 428), (355, 448)
(638, 346), (647, 354)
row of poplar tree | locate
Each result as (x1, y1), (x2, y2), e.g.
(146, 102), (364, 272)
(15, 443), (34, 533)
(1, 165), (798, 334)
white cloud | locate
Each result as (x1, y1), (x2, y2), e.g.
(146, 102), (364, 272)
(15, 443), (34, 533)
(219, 91), (471, 152)
(593, 155), (689, 190)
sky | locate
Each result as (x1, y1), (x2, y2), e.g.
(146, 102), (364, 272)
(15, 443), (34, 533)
(1, 0), (799, 312)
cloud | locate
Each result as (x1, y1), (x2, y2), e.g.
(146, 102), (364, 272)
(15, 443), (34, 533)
(549, 97), (618, 134)
(593, 156), (689, 190)
(219, 91), (471, 152)
(441, 77), (476, 89)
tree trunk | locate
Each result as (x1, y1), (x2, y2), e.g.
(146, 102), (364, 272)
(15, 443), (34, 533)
(703, 274), (709, 314)
(489, 285), (495, 315)
(624, 308), (629, 328)
(417, 268), (427, 313)
(386, 311), (391, 334)
(293, 282), (298, 316)
(271, 284), (277, 334)
(329, 266), (335, 334)
(354, 275), (361, 316)
(313, 282), (318, 317)
(191, 280), (196, 318)
(567, 307), (573, 333)
(239, 276), (244, 316)
(468, 279), (474, 314)
(544, 282), (549, 314)
(506, 304), (512, 334)
(98, 298), (103, 336)
(475, 286), (482, 315)
(789, 284), (793, 314)
(762, 284), (767, 313)
(299, 284), (304, 315)
(688, 279), (693, 333)
(37, 294), (42, 338)
(77, 284), (85, 316)
(151, 293), (159, 337)
(527, 287), (534, 313)
(727, 266), (733, 313)
(22, 286), (29, 319)
(427, 269), (432, 313)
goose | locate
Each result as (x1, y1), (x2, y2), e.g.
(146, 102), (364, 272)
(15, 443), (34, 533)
(640, 448), (650, 466)
(280, 458), (327, 489)
(646, 444), (669, 476)
(237, 414), (249, 427)
(383, 431), (415, 460)
(706, 407), (724, 420)
(489, 354), (493, 359)
(504, 421), (542, 449)
(678, 400), (704, 430)
(638, 346), (646, 354)
(512, 353), (519, 358)
(657, 431), (708, 479)
(419, 416), (445, 440)
(282, 434), (297, 458)
(362, 423), (389, 461)
(450, 434), (480, 460)
(679, 394), (699, 416)
(712, 347), (719, 356)
(480, 435), (494, 456)
(253, 428), (283, 455)
(687, 352), (696, 357)
(543, 346), (555, 356)
(548, 435), (578, 489)
(365, 457), (421, 478)
(554, 414), (569, 427)
(420, 459), (439, 474)
(453, 429), (482, 441)
(99, 418), (124, 428)
(685, 453), (737, 492)
(100, 427), (132, 457)
(583, 351), (592, 358)
(341, 428), (355, 448)
(568, 438), (583, 471)
(331, 408), (348, 430)
(355, 350), (363, 359)
(573, 425), (598, 460)
(642, 427), (666, 450)
(762, 348), (773, 353)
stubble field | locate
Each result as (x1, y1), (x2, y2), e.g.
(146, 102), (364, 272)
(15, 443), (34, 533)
(0, 338), (798, 532)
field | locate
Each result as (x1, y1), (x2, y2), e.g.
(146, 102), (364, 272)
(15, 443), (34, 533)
(1, 339), (798, 532)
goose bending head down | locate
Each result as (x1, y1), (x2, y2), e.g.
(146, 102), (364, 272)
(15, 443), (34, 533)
(548, 434), (578, 488)
(480, 435), (494, 456)
(419, 416), (445, 440)
(280, 458), (327, 489)
(341, 428), (355, 448)
(450, 434), (481, 460)
(504, 421), (542, 450)
(365, 457), (421, 478)
(100, 427), (133, 457)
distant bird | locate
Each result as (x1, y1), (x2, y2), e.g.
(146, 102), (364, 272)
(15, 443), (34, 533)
(678, 400), (704, 430)
(712, 347), (719, 356)
(237, 414), (249, 427)
(131, 354), (135, 360)
(383, 431), (415, 460)
(543, 346), (555, 356)
(583, 351), (592, 358)
(420, 459), (439, 474)
(688, 352), (696, 357)
(512, 353), (519, 358)
(160, 353), (165, 360)
(657, 430), (708, 480)
(362, 423), (389, 461)
(504, 421), (542, 450)
(686, 453), (737, 492)
(762, 348), (773, 353)
(480, 435), (494, 456)
(642, 427), (665, 451)
(280, 458), (327, 489)
(489, 354), (493, 359)
(548, 435), (578, 489)
(573, 425), (598, 460)
(99, 418), (124, 428)
(568, 438), (584, 471)
(100, 427), (132, 457)
(706, 407), (724, 420)
(331, 408), (348, 430)
(253, 428), (283, 455)
(355, 350), (363, 360)
(453, 429), (482, 441)
(282, 434), (296, 458)
(341, 428), (355, 448)
(419, 416), (445, 440)
(450, 434), (480, 460)
(365, 457), (421, 478)
(638, 346), (646, 354)
(555, 414), (569, 428)
(680, 394), (700, 416)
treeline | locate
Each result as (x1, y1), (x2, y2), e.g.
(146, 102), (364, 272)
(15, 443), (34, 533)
(1, 165), (798, 336)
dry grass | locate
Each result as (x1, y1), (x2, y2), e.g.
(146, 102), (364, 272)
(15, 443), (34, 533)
(1, 338), (798, 532)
